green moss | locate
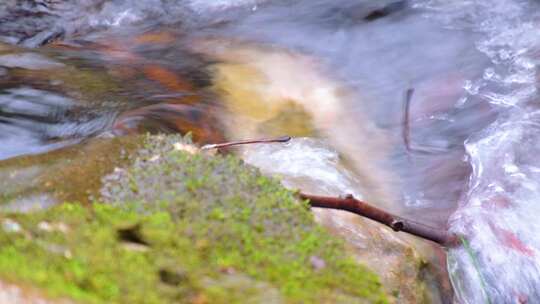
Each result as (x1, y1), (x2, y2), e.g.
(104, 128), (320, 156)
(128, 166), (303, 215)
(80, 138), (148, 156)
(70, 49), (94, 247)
(0, 135), (387, 303)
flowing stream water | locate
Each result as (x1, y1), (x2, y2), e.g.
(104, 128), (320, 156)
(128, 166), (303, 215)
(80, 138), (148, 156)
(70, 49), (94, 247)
(1, 0), (540, 302)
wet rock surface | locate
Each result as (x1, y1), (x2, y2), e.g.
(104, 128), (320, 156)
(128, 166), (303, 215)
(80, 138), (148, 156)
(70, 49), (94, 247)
(0, 135), (143, 208)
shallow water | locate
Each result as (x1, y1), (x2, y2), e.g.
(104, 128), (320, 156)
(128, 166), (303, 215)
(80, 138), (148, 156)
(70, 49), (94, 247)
(416, 1), (540, 302)
(1, 0), (539, 302)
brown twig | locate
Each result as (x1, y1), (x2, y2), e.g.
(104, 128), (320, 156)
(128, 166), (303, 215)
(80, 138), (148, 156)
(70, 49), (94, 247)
(201, 135), (291, 150)
(299, 192), (458, 247)
(402, 88), (414, 153)
(402, 88), (447, 155)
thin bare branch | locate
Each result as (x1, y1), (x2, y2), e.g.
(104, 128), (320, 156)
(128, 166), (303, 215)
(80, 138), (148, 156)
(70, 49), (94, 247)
(201, 135), (291, 150)
(299, 192), (458, 247)
(402, 88), (448, 155)
(402, 88), (414, 153)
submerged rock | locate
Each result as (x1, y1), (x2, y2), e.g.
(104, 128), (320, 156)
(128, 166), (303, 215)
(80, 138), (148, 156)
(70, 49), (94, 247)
(0, 41), (225, 160)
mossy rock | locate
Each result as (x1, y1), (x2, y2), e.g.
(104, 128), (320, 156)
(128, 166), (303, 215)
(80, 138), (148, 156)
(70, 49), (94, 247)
(0, 135), (388, 303)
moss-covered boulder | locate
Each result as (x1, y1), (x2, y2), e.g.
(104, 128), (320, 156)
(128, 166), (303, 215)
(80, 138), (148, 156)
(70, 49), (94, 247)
(0, 135), (388, 303)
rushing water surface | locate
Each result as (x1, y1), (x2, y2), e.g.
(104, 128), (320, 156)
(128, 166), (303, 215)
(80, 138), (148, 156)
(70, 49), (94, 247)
(1, 0), (540, 302)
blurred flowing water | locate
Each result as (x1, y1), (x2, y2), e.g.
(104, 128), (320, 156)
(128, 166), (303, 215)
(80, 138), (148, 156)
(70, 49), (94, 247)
(1, 0), (540, 302)
(416, 1), (540, 303)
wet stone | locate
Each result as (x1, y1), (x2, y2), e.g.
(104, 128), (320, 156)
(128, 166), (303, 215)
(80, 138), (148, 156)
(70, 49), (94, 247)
(0, 53), (64, 70)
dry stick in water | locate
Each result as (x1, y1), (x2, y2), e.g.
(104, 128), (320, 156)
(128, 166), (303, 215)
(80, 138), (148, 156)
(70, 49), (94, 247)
(402, 88), (446, 155)
(299, 192), (458, 247)
(402, 88), (414, 153)
(201, 135), (291, 150)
